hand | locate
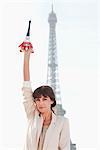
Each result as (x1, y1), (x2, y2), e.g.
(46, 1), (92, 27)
(24, 49), (33, 55)
(23, 49), (34, 60)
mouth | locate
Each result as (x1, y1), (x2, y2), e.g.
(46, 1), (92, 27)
(39, 107), (45, 109)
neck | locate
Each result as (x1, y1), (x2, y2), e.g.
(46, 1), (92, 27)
(42, 110), (52, 121)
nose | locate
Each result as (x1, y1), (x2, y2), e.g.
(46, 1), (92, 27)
(39, 99), (44, 105)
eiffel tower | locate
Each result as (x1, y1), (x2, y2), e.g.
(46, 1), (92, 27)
(47, 5), (76, 150)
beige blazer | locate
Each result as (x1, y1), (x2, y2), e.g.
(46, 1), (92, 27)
(22, 81), (70, 150)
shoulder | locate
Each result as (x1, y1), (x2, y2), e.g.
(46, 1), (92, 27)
(56, 115), (69, 121)
(56, 115), (69, 126)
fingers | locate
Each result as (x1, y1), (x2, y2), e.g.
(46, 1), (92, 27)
(21, 48), (33, 54)
(25, 49), (34, 54)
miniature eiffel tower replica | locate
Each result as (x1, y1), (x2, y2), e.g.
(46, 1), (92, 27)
(47, 5), (76, 150)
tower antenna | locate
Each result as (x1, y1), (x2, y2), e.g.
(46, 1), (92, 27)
(51, 0), (54, 12)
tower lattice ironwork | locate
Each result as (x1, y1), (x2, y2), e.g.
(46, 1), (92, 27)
(47, 5), (65, 115)
(47, 5), (76, 150)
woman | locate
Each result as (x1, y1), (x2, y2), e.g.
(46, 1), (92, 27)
(22, 49), (70, 150)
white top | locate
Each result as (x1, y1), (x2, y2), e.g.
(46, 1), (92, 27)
(37, 125), (49, 150)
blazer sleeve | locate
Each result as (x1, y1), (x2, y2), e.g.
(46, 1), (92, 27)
(59, 118), (70, 150)
(22, 81), (36, 120)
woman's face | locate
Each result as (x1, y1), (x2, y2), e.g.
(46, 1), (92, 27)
(34, 95), (53, 113)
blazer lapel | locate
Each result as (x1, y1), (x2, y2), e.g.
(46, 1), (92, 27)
(36, 113), (44, 147)
(43, 112), (57, 150)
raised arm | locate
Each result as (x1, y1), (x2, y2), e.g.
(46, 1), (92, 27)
(22, 50), (36, 120)
(23, 50), (31, 81)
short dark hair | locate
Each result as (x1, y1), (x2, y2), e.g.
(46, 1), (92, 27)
(32, 85), (56, 113)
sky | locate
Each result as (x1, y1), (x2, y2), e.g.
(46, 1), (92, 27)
(0, 0), (99, 150)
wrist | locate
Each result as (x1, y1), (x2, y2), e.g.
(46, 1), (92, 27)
(24, 52), (30, 58)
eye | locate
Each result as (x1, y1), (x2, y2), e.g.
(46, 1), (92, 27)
(43, 98), (47, 101)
